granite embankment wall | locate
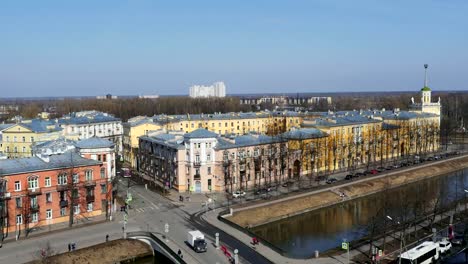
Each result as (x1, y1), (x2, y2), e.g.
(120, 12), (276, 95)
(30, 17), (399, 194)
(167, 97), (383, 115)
(225, 154), (468, 228)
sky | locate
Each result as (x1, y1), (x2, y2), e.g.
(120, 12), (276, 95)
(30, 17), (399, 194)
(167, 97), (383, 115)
(1, 0), (467, 97)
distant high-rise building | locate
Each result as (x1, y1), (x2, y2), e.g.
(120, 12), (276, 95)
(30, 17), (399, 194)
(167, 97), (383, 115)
(189, 82), (226, 98)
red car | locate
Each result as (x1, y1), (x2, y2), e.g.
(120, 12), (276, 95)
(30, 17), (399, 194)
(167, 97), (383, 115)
(369, 169), (378, 174)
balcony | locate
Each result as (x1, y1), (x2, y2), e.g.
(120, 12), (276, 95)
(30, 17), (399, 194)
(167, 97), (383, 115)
(194, 174), (201, 180)
(30, 204), (40, 212)
(28, 188), (42, 196)
(0, 192), (11, 200)
(193, 161), (201, 167)
(56, 184), (69, 191)
(239, 164), (246, 171)
(86, 195), (95, 202)
(84, 180), (96, 187)
(60, 200), (68, 207)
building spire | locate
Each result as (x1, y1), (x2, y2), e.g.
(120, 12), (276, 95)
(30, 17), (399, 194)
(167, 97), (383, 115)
(424, 64), (428, 87)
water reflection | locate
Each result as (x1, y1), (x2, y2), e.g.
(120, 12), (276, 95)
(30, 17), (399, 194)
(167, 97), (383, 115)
(252, 169), (468, 258)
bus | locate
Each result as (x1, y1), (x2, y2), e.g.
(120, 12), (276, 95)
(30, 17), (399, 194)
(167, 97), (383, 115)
(398, 241), (440, 264)
(122, 168), (131, 178)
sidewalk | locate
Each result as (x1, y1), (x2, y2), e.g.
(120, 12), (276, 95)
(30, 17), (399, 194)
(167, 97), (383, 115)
(2, 214), (110, 244)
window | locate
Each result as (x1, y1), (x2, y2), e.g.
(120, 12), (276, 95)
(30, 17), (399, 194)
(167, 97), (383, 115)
(58, 174), (67, 185)
(208, 167), (212, 175)
(46, 193), (52, 203)
(22, 146), (26, 153)
(195, 155), (200, 162)
(45, 177), (51, 187)
(28, 176), (39, 189)
(197, 143), (201, 149)
(22, 136), (25, 142)
(46, 209), (52, 220)
(32, 212), (38, 223)
(103, 154), (106, 162)
(73, 205), (80, 215)
(60, 208), (66, 217)
(100, 168), (106, 179)
(14, 181), (21, 191)
(13, 136), (17, 142)
(207, 154), (211, 161)
(15, 197), (22, 208)
(86, 188), (94, 197)
(72, 189), (79, 198)
(85, 170), (93, 181)
(6, 136), (9, 142)
(101, 184), (107, 194)
(16, 215), (22, 225)
(73, 173), (79, 183)
(87, 202), (93, 212)
(31, 137), (34, 142)
(97, 155), (102, 161)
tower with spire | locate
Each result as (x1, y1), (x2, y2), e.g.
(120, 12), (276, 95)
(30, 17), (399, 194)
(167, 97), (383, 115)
(410, 64), (441, 116)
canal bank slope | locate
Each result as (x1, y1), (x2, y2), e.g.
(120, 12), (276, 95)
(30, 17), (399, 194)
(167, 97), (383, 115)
(225, 154), (468, 228)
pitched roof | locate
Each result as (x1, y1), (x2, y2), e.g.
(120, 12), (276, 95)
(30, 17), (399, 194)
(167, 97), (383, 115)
(0, 152), (102, 175)
(0, 123), (14, 131)
(184, 128), (218, 139)
(75, 137), (115, 149)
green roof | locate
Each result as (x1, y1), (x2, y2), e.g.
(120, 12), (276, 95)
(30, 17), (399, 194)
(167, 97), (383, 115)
(421, 86), (431, 91)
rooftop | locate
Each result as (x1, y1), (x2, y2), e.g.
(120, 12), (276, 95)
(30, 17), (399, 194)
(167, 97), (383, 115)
(75, 137), (115, 149)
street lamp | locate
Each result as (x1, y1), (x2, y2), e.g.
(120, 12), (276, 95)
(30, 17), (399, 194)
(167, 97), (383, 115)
(387, 215), (403, 264)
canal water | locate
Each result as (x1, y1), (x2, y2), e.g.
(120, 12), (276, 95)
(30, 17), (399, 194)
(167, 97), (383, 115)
(251, 168), (468, 258)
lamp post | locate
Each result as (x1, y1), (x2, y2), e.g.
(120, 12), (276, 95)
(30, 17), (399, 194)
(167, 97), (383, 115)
(464, 189), (468, 215)
(387, 215), (403, 264)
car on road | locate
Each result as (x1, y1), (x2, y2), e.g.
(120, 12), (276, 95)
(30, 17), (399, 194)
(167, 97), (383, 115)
(232, 190), (246, 198)
(385, 166), (394, 170)
(281, 181), (294, 187)
(426, 156), (434, 161)
(451, 234), (465, 246)
(345, 174), (353, 180)
(354, 172), (365, 177)
(255, 188), (272, 195)
(326, 178), (338, 184)
(392, 164), (400, 169)
(439, 239), (452, 254)
(369, 169), (378, 175)
(376, 167), (386, 172)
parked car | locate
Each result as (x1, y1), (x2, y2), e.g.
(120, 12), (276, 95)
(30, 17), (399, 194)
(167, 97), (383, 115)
(385, 166), (394, 170)
(255, 188), (272, 195)
(369, 169), (378, 175)
(376, 167), (385, 172)
(232, 190), (246, 198)
(281, 181), (294, 187)
(439, 239), (452, 254)
(427, 156), (434, 161)
(392, 164), (400, 169)
(355, 172), (365, 177)
(345, 174), (353, 180)
(326, 178), (338, 184)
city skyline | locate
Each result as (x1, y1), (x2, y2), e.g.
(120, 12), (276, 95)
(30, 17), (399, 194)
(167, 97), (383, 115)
(1, 0), (468, 97)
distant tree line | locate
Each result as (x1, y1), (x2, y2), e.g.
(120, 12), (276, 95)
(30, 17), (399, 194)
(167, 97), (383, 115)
(1, 92), (467, 133)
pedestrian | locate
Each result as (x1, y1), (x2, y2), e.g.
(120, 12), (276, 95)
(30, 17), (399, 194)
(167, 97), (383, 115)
(106, 234), (109, 242)
(72, 243), (76, 251)
(68, 243), (71, 252)
(177, 249), (181, 256)
(180, 254), (183, 259)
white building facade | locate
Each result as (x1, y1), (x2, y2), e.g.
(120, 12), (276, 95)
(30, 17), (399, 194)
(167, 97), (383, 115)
(189, 82), (226, 98)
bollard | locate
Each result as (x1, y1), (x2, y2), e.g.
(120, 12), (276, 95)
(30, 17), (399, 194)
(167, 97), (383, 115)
(145, 184), (148, 190)
(234, 249), (239, 264)
(230, 208), (233, 215)
(315, 250), (319, 258)
(215, 233), (219, 248)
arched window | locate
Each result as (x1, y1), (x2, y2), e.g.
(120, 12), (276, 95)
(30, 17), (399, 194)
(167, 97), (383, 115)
(28, 175), (39, 189)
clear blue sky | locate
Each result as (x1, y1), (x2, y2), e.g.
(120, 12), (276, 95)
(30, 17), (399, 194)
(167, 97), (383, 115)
(1, 0), (467, 97)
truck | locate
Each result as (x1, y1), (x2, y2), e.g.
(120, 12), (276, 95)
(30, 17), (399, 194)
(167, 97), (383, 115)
(187, 230), (207, 253)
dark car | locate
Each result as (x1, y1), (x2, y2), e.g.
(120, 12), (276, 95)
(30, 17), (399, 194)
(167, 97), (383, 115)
(385, 166), (393, 170)
(355, 172), (365, 177)
(427, 156), (434, 161)
(255, 189), (268, 195)
(326, 178), (338, 184)
(281, 181), (294, 187)
(451, 234), (465, 246)
(376, 167), (385, 172)
(345, 174), (353, 180)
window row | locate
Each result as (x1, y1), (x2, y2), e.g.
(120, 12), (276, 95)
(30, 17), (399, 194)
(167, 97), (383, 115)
(13, 170), (106, 191)
(14, 203), (94, 224)
(4, 136), (34, 143)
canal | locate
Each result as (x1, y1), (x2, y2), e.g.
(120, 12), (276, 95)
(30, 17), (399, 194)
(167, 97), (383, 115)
(251, 168), (468, 258)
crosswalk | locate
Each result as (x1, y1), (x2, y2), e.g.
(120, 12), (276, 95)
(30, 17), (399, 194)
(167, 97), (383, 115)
(132, 205), (159, 213)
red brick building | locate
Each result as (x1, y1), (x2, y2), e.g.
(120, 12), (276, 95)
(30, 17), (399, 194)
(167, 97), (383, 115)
(0, 152), (112, 238)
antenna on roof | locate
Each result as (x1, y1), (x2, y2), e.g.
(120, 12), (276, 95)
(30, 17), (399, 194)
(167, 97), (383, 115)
(424, 64), (429, 87)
